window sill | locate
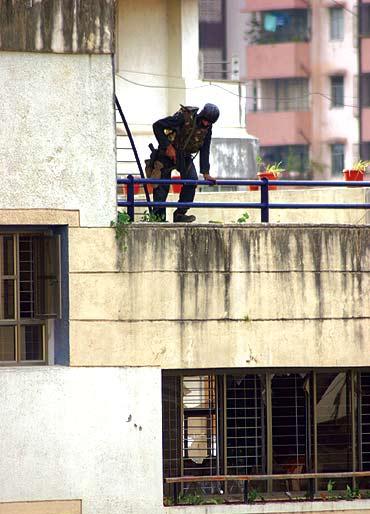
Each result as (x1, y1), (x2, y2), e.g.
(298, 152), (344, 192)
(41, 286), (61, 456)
(164, 498), (370, 513)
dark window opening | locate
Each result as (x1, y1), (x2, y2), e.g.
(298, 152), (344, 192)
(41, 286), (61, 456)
(260, 145), (310, 178)
(331, 143), (345, 176)
(331, 75), (344, 108)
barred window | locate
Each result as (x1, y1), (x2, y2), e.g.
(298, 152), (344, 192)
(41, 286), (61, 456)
(162, 369), (370, 505)
(0, 233), (61, 364)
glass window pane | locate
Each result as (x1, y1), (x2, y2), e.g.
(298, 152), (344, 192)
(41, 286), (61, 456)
(330, 8), (344, 40)
(20, 325), (43, 361)
(331, 76), (344, 107)
(2, 236), (14, 276)
(331, 143), (345, 175)
(0, 280), (15, 319)
(0, 326), (16, 361)
(316, 372), (352, 490)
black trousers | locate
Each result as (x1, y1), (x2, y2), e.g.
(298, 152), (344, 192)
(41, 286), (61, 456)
(153, 154), (197, 220)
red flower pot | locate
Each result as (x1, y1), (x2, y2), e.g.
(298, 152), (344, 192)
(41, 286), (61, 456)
(122, 183), (141, 195)
(249, 171), (278, 191)
(172, 175), (183, 194)
(343, 169), (365, 181)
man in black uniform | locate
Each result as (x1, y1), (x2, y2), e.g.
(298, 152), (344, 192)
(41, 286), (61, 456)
(152, 103), (220, 222)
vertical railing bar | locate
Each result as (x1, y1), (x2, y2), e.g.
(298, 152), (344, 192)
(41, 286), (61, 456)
(261, 178), (269, 223)
(127, 174), (135, 221)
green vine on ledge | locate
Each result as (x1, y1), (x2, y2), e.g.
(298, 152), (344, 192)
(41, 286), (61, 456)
(110, 211), (131, 252)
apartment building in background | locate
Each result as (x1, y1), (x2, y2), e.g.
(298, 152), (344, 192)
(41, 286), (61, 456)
(360, 0), (370, 159)
(245, 0), (359, 179)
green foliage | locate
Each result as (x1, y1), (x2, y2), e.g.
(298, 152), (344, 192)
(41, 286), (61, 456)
(178, 492), (223, 505)
(344, 484), (361, 500)
(163, 496), (174, 506)
(247, 488), (264, 503)
(140, 210), (166, 222)
(110, 211), (131, 252)
(265, 161), (285, 175)
(352, 160), (370, 172)
(237, 212), (250, 223)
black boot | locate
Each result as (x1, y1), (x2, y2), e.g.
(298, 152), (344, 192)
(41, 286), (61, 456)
(173, 210), (196, 223)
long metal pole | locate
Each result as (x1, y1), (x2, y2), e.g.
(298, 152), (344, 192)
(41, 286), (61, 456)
(358, 0), (363, 159)
(115, 95), (152, 210)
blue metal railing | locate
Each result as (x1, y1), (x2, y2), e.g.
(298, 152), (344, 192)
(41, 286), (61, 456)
(117, 175), (370, 223)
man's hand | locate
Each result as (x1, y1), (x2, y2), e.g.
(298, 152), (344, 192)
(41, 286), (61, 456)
(203, 173), (217, 183)
(165, 144), (176, 162)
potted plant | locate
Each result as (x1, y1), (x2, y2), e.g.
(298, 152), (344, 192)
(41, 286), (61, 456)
(249, 159), (284, 191)
(343, 160), (369, 181)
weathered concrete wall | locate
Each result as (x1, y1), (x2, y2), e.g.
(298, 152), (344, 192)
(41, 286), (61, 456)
(68, 224), (369, 368)
(0, 0), (115, 53)
(0, 367), (163, 514)
(0, 52), (116, 227)
(137, 187), (370, 225)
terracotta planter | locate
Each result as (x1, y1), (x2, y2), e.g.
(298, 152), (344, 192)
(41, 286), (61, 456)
(172, 175), (183, 194)
(343, 169), (365, 181)
(249, 171), (278, 191)
(122, 183), (141, 195)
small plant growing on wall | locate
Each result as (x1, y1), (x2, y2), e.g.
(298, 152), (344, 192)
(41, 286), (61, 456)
(110, 211), (131, 252)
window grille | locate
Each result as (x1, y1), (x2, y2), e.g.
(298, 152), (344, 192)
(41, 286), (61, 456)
(163, 369), (366, 503)
(360, 372), (370, 490)
(329, 8), (344, 41)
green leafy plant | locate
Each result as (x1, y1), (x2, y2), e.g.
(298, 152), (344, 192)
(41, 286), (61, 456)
(264, 161), (285, 177)
(177, 492), (223, 505)
(140, 210), (166, 222)
(163, 496), (174, 506)
(351, 160), (370, 172)
(344, 484), (361, 500)
(247, 488), (265, 503)
(110, 211), (131, 252)
(237, 212), (250, 223)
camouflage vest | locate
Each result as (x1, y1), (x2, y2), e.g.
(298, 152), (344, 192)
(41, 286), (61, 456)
(173, 105), (209, 154)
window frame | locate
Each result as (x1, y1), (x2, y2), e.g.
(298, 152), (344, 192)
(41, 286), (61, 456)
(330, 75), (345, 108)
(0, 232), (61, 365)
(331, 143), (345, 176)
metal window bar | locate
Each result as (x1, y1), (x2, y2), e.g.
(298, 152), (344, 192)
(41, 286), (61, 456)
(360, 373), (370, 490)
(117, 177), (370, 223)
(271, 374), (308, 494)
(19, 236), (34, 319)
(225, 374), (264, 500)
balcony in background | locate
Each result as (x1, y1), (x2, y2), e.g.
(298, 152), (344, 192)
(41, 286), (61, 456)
(247, 110), (311, 146)
(244, 0), (310, 11)
(362, 108), (370, 141)
(247, 42), (310, 80)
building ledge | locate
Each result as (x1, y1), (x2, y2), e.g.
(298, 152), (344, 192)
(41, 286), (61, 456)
(0, 209), (80, 227)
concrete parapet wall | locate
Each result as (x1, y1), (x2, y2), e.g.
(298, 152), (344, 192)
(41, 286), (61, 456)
(69, 224), (369, 368)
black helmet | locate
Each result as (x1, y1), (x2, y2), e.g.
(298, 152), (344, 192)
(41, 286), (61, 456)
(198, 103), (220, 124)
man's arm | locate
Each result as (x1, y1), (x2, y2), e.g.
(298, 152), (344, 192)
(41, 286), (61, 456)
(153, 112), (184, 151)
(200, 128), (216, 182)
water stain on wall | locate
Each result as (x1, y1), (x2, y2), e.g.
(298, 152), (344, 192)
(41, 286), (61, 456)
(0, 0), (115, 53)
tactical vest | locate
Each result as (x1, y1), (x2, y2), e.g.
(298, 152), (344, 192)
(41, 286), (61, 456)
(172, 106), (209, 154)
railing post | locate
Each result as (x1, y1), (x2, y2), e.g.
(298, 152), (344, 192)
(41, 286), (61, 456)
(243, 480), (249, 503)
(127, 174), (135, 221)
(261, 177), (269, 223)
(173, 482), (179, 506)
